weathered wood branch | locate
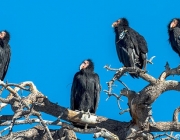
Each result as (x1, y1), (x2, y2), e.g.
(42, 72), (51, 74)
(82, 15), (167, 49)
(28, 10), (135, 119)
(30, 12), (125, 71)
(0, 81), (124, 139)
(1, 94), (180, 139)
(159, 63), (180, 81)
(104, 65), (157, 84)
(153, 132), (178, 140)
(0, 116), (121, 139)
(0, 125), (77, 140)
(0, 92), (129, 139)
(34, 99), (128, 139)
(27, 98), (180, 139)
(103, 64), (180, 139)
(173, 107), (180, 123)
(150, 122), (180, 132)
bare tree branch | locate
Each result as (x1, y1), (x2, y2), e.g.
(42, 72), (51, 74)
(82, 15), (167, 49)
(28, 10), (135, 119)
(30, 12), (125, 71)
(173, 107), (180, 123)
(104, 65), (157, 84)
(1, 62), (180, 139)
(159, 63), (180, 81)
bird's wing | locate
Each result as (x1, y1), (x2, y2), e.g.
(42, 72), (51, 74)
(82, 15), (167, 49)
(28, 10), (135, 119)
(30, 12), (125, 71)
(172, 27), (180, 56)
(126, 27), (140, 54)
(0, 44), (10, 81)
(115, 43), (123, 63)
(136, 33), (148, 54)
(70, 72), (79, 110)
(127, 27), (148, 54)
(116, 28), (136, 67)
(94, 73), (101, 113)
(1, 44), (11, 81)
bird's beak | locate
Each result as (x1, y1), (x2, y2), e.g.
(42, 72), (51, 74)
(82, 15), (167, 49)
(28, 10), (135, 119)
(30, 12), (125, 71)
(112, 22), (117, 28)
(80, 64), (83, 70)
(170, 22), (173, 28)
(170, 21), (177, 28)
(111, 22), (117, 28)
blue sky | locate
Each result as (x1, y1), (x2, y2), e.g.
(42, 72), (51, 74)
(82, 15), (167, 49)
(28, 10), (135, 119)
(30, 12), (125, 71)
(1, 0), (180, 139)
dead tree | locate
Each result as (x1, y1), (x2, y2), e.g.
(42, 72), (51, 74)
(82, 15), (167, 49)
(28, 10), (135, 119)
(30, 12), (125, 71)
(0, 63), (180, 139)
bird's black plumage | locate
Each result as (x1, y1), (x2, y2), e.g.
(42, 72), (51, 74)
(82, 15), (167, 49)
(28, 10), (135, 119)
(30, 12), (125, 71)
(70, 59), (100, 113)
(112, 18), (148, 78)
(0, 31), (11, 81)
(168, 18), (180, 56)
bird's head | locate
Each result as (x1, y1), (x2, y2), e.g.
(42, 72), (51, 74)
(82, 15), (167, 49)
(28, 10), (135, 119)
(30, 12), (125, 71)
(0, 30), (10, 45)
(112, 18), (129, 28)
(168, 18), (180, 29)
(79, 59), (94, 72)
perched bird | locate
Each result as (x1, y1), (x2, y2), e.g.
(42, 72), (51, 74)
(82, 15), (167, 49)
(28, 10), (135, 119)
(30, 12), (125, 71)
(168, 18), (180, 56)
(112, 18), (148, 78)
(0, 30), (11, 81)
(70, 59), (100, 114)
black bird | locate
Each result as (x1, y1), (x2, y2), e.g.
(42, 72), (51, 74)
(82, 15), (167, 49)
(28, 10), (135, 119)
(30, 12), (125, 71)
(70, 59), (100, 113)
(168, 18), (180, 56)
(112, 18), (148, 78)
(0, 30), (11, 81)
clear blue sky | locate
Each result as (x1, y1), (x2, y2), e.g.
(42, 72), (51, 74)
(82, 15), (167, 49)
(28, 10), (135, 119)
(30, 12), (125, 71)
(1, 1), (180, 139)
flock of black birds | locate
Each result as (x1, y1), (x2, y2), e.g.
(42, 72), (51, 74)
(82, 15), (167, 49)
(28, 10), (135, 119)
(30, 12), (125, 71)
(0, 18), (180, 121)
(70, 17), (180, 117)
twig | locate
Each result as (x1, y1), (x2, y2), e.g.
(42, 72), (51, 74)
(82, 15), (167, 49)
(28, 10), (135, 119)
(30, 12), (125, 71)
(159, 63), (180, 81)
(173, 106), (180, 123)
(126, 128), (152, 140)
(0, 126), (11, 136)
(117, 79), (129, 90)
(104, 65), (121, 71)
(154, 132), (178, 140)
(51, 112), (63, 125)
(93, 128), (119, 140)
(4, 83), (30, 91)
(37, 115), (53, 140)
(147, 56), (156, 64)
(119, 108), (130, 115)
(0, 86), (5, 95)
